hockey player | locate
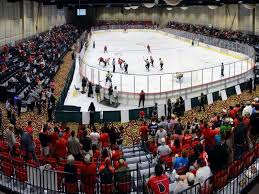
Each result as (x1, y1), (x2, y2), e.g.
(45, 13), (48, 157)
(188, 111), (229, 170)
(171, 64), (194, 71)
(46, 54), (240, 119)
(150, 56), (154, 67)
(104, 45), (107, 53)
(118, 58), (124, 69)
(147, 44), (151, 53)
(144, 58), (150, 71)
(104, 58), (110, 67)
(124, 62), (128, 74)
(93, 41), (95, 48)
(106, 71), (112, 84)
(112, 58), (116, 73)
(159, 58), (164, 70)
(98, 57), (104, 65)
(221, 63), (224, 77)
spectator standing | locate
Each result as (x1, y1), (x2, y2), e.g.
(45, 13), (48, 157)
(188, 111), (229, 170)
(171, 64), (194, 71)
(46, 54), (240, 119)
(90, 126), (100, 146)
(147, 164), (169, 194)
(159, 116), (168, 132)
(6, 124), (16, 156)
(99, 129), (110, 150)
(21, 128), (37, 162)
(148, 117), (159, 138)
(80, 154), (97, 193)
(242, 101), (253, 116)
(167, 98), (172, 117)
(156, 126), (167, 145)
(199, 93), (206, 112)
(247, 78), (253, 93)
(95, 84), (101, 102)
(55, 132), (68, 161)
(47, 95), (56, 122)
(115, 159), (131, 185)
(196, 158), (212, 185)
(39, 124), (50, 157)
(80, 130), (92, 156)
(64, 155), (78, 194)
(113, 86), (118, 106)
(139, 90), (145, 108)
(88, 102), (95, 128)
(234, 116), (246, 160)
(139, 121), (148, 143)
(68, 130), (82, 161)
(108, 86), (113, 105)
(221, 63), (224, 77)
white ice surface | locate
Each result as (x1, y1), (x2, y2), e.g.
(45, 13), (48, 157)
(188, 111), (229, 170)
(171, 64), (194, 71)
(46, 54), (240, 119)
(64, 30), (249, 110)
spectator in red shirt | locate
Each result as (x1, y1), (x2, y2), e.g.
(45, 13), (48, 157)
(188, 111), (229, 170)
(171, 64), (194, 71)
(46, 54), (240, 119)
(139, 110), (145, 120)
(99, 129), (110, 149)
(77, 124), (86, 141)
(111, 145), (123, 161)
(25, 121), (34, 133)
(147, 164), (169, 194)
(183, 130), (192, 145)
(170, 138), (182, 155)
(202, 121), (220, 147)
(49, 127), (59, 154)
(55, 133), (68, 161)
(92, 144), (100, 162)
(63, 127), (71, 140)
(80, 154), (97, 194)
(229, 106), (236, 119)
(139, 121), (148, 142)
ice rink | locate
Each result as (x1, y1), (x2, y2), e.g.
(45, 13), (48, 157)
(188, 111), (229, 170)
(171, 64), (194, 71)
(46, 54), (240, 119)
(82, 30), (248, 93)
(64, 30), (251, 110)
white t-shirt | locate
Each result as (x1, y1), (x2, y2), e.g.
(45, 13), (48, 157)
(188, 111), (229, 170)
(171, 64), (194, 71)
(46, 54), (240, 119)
(196, 166), (212, 185)
(156, 129), (167, 144)
(90, 132), (100, 145)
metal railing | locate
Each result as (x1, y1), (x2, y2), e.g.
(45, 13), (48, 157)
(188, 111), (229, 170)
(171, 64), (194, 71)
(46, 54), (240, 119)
(78, 25), (255, 105)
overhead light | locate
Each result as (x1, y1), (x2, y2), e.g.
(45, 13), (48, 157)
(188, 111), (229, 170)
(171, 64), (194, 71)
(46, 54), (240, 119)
(164, 0), (183, 6)
(238, 1), (243, 4)
(143, 3), (155, 8)
(181, 6), (188, 10)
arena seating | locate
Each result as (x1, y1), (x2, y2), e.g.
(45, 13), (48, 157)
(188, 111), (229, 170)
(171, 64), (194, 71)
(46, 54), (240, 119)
(167, 21), (259, 46)
(0, 24), (79, 103)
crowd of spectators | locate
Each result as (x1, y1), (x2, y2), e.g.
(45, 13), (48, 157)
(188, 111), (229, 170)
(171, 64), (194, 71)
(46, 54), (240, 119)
(1, 95), (258, 193)
(167, 21), (259, 46)
(3, 121), (129, 193)
(0, 24), (79, 122)
(141, 97), (259, 193)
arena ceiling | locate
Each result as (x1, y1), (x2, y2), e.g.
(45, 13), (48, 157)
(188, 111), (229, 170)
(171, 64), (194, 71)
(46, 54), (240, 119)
(8, 0), (259, 7)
